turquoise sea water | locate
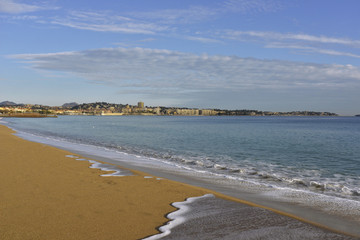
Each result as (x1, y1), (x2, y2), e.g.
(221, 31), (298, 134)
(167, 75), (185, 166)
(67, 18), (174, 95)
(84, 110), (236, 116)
(4, 115), (360, 201)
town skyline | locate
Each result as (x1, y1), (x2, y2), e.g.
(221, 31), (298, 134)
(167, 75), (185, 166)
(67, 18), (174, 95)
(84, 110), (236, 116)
(0, 100), (340, 116)
(1, 0), (360, 115)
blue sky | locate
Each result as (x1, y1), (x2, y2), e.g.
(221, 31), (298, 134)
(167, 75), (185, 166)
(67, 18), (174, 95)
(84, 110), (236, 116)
(1, 0), (360, 115)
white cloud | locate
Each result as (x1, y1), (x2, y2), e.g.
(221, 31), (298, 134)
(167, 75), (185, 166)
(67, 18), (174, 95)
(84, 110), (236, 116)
(266, 43), (360, 58)
(131, 1), (282, 25)
(0, 0), (57, 14)
(132, 5), (218, 24)
(138, 38), (156, 42)
(51, 20), (156, 34)
(226, 31), (360, 47)
(50, 10), (167, 34)
(313, 49), (360, 58)
(224, 30), (360, 58)
(184, 36), (222, 43)
(222, 0), (282, 14)
(3, 14), (39, 20)
(11, 47), (360, 93)
(0, 0), (39, 13)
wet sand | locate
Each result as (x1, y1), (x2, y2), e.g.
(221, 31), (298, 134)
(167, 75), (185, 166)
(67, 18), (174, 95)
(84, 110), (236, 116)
(156, 195), (356, 240)
(0, 124), (356, 239)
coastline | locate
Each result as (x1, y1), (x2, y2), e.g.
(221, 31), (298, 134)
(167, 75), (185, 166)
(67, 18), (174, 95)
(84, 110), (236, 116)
(0, 124), (358, 239)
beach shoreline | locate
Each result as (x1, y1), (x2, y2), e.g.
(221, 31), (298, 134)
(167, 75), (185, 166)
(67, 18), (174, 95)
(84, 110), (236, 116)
(32, 130), (360, 238)
(1, 124), (358, 239)
(0, 124), (210, 239)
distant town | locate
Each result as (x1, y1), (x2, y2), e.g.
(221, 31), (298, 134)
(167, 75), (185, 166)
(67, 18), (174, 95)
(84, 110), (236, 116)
(0, 101), (339, 117)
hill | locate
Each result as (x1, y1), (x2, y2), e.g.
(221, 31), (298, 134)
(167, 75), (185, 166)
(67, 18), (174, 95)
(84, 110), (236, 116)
(0, 101), (17, 106)
(62, 102), (79, 108)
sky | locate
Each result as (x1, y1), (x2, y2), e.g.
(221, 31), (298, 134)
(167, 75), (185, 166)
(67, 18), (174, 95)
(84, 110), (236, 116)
(1, 0), (360, 115)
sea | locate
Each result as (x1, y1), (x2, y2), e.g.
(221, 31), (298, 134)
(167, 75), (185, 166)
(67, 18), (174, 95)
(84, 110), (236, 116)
(2, 115), (360, 236)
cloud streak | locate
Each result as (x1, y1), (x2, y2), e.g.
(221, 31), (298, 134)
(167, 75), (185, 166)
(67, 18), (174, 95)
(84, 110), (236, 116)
(222, 0), (283, 14)
(184, 36), (222, 43)
(130, 0), (282, 25)
(226, 31), (360, 47)
(4, 1), (358, 61)
(11, 47), (360, 94)
(131, 5), (218, 24)
(50, 10), (167, 34)
(266, 43), (360, 58)
(0, 0), (57, 14)
(224, 30), (360, 58)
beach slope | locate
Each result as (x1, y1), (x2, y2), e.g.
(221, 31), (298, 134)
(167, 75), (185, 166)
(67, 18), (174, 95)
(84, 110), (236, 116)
(0, 125), (208, 240)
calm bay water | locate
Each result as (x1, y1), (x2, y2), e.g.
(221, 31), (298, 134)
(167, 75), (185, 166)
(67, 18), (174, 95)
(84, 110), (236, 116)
(4, 115), (360, 201)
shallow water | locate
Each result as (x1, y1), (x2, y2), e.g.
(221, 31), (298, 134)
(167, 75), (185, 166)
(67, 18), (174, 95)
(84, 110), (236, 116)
(4, 116), (360, 199)
(149, 194), (356, 240)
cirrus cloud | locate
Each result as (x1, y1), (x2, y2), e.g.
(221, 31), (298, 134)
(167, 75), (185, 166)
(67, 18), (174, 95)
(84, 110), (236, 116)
(225, 31), (360, 47)
(224, 30), (360, 58)
(11, 47), (360, 93)
(50, 10), (168, 34)
(0, 0), (57, 14)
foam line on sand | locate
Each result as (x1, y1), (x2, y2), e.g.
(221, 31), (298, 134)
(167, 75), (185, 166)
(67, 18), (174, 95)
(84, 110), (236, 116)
(143, 194), (215, 240)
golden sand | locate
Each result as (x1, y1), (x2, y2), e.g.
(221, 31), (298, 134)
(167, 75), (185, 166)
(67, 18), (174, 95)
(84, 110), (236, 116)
(0, 125), (209, 240)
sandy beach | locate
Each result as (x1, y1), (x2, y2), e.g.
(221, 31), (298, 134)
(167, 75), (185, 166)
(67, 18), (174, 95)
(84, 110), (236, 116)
(0, 125), (209, 239)
(0, 124), (357, 239)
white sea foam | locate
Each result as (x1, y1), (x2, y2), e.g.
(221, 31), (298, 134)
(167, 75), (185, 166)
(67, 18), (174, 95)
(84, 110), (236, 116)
(88, 160), (132, 176)
(65, 153), (132, 176)
(262, 186), (360, 223)
(143, 194), (215, 240)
